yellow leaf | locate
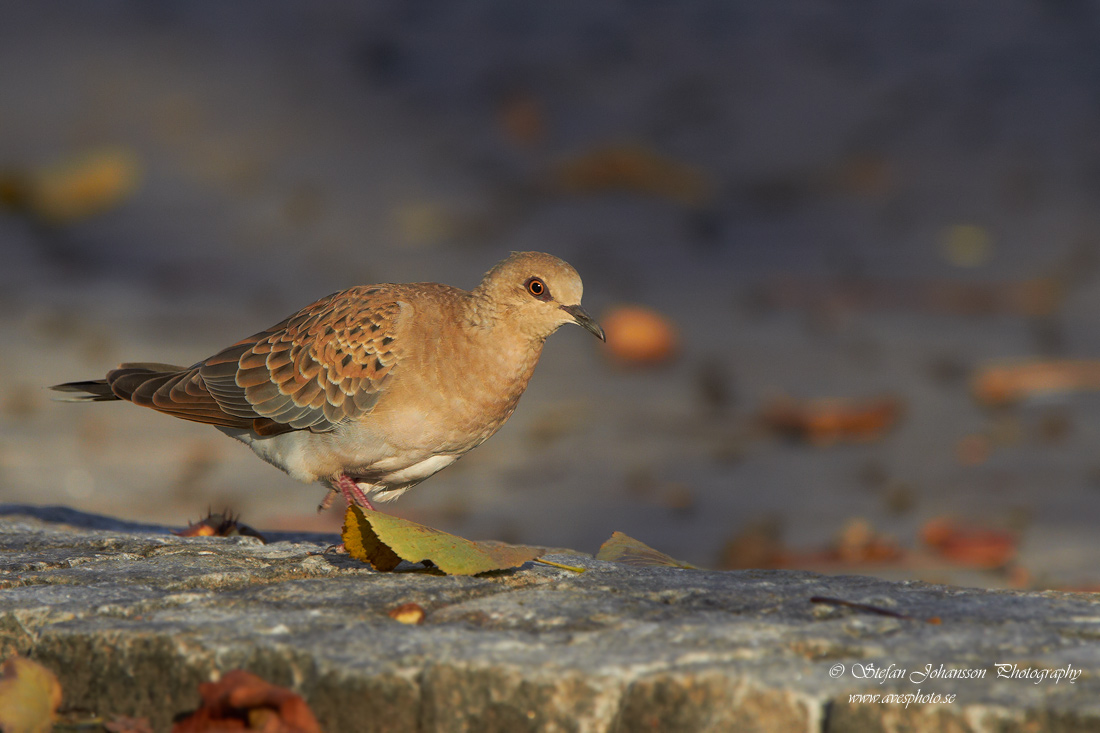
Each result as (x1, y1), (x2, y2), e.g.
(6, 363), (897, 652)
(941, 224), (992, 268)
(342, 506), (545, 575)
(342, 506), (402, 572)
(596, 531), (697, 569)
(0, 657), (62, 733)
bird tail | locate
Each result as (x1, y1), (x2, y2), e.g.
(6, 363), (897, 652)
(50, 379), (119, 402)
(50, 362), (189, 402)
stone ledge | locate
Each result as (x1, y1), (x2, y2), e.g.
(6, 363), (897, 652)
(1, 506), (1099, 732)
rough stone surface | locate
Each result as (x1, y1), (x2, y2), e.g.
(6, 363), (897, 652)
(3, 507), (1100, 732)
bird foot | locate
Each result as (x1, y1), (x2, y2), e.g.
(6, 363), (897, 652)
(331, 472), (376, 511)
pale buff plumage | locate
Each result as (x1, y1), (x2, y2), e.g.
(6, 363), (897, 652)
(53, 252), (604, 509)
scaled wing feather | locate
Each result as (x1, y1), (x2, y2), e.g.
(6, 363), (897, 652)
(197, 286), (401, 432)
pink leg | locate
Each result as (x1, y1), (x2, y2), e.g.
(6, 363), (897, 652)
(332, 472), (376, 510)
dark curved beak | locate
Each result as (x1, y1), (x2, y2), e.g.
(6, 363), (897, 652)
(561, 304), (606, 341)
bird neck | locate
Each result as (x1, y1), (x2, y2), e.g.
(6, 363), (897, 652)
(462, 291), (546, 380)
(465, 287), (556, 344)
(464, 286), (494, 329)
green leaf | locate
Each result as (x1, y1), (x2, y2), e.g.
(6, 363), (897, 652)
(342, 506), (546, 575)
(596, 531), (697, 569)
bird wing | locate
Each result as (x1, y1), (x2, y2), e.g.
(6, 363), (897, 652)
(114, 286), (403, 434)
(196, 286), (403, 433)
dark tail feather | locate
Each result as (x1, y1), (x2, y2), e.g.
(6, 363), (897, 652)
(51, 362), (189, 403)
(50, 379), (119, 402)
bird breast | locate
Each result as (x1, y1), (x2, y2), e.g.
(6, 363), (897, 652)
(375, 323), (543, 455)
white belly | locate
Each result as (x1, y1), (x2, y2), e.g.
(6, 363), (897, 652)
(373, 454), (457, 485)
(217, 427), (324, 483)
(361, 454), (458, 502)
(216, 426), (459, 501)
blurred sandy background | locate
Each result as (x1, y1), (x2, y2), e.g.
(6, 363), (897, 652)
(4, 1), (1100, 588)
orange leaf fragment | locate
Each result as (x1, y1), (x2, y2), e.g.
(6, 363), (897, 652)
(171, 669), (321, 733)
(174, 511), (266, 543)
(602, 305), (679, 365)
(920, 517), (1017, 570)
(388, 602), (426, 625)
(759, 395), (903, 445)
(832, 518), (905, 564)
(973, 360), (1100, 407)
(0, 656), (62, 733)
(955, 434), (992, 466)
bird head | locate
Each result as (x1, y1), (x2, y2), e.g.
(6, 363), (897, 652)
(474, 251), (605, 342)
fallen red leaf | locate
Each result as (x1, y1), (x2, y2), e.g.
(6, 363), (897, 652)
(920, 517), (1017, 570)
(172, 669), (321, 733)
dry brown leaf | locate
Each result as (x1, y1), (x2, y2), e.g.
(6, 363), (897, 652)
(0, 656), (62, 733)
(174, 511), (266, 543)
(498, 93), (546, 148)
(723, 518), (904, 570)
(830, 153), (893, 198)
(0, 147), (142, 223)
(832, 518), (905, 564)
(171, 669), (321, 733)
(973, 360), (1100, 407)
(955, 434), (992, 466)
(553, 144), (711, 205)
(596, 531), (697, 569)
(759, 395), (903, 445)
(755, 276), (1063, 318)
(717, 518), (785, 570)
(342, 506), (545, 575)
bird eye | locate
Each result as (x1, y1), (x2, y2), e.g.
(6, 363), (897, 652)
(525, 277), (550, 300)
